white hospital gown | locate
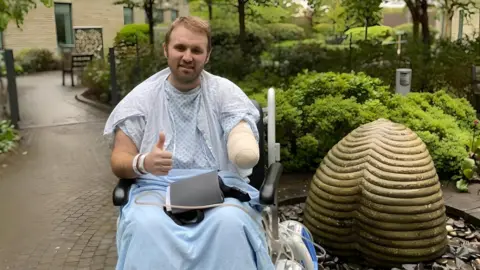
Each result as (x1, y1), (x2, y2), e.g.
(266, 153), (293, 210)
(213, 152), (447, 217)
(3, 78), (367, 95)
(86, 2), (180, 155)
(109, 70), (274, 270)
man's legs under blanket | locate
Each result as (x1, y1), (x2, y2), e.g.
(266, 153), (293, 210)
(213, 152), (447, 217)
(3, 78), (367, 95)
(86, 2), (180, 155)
(115, 189), (275, 270)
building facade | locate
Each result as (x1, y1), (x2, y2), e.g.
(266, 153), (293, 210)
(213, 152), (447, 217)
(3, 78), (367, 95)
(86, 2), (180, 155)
(2, 0), (190, 55)
(448, 9), (480, 40)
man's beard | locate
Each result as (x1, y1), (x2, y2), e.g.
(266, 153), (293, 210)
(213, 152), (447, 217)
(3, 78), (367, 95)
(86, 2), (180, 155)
(174, 66), (201, 84)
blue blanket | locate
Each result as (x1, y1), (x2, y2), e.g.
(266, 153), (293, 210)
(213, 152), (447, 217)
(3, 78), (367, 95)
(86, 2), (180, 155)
(115, 169), (275, 270)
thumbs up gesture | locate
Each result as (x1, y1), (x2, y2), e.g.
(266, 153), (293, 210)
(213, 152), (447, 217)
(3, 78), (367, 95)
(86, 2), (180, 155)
(144, 132), (173, 176)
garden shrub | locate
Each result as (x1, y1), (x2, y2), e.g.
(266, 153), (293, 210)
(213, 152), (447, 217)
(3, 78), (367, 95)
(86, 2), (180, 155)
(0, 63), (24, 76)
(248, 71), (476, 182)
(286, 71), (392, 106)
(343, 25), (395, 44)
(0, 120), (20, 154)
(266, 42), (351, 78)
(237, 69), (287, 96)
(265, 23), (306, 42)
(384, 91), (473, 180)
(394, 23), (413, 36)
(313, 23), (334, 36)
(115, 45), (168, 97)
(114, 24), (150, 46)
(15, 48), (58, 73)
(80, 58), (111, 102)
(207, 20), (273, 80)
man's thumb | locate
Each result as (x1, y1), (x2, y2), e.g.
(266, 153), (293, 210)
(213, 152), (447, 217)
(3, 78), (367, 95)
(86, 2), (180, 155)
(156, 132), (166, 150)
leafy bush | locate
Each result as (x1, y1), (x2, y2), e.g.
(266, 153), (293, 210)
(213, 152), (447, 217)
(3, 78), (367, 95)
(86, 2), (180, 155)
(384, 91), (473, 180)
(114, 24), (150, 46)
(248, 72), (476, 182)
(206, 20), (274, 80)
(313, 23), (334, 36)
(286, 71), (392, 105)
(266, 42), (352, 79)
(115, 44), (168, 97)
(80, 58), (111, 102)
(0, 63), (24, 76)
(0, 120), (20, 154)
(265, 23), (306, 42)
(394, 23), (413, 36)
(15, 48), (58, 73)
(344, 25), (395, 44)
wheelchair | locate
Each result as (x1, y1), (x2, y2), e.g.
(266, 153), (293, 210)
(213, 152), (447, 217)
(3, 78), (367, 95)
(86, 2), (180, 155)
(111, 88), (319, 270)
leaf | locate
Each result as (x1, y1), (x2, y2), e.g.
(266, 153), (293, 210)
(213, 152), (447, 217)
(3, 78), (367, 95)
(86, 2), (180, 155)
(461, 157), (475, 170)
(456, 179), (469, 192)
(464, 168), (474, 179)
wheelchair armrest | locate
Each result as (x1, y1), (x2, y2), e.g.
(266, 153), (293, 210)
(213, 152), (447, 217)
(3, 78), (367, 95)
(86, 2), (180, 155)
(259, 162), (283, 205)
(113, 178), (136, 206)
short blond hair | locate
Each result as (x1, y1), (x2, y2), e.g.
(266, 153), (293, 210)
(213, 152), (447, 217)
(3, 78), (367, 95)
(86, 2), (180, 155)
(164, 16), (212, 52)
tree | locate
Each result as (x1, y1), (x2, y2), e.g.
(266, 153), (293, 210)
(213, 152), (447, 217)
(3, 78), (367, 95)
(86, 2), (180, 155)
(0, 0), (52, 32)
(114, 0), (158, 45)
(306, 0), (335, 26)
(438, 0), (479, 39)
(404, 0), (431, 46)
(234, 0), (268, 51)
(343, 0), (382, 39)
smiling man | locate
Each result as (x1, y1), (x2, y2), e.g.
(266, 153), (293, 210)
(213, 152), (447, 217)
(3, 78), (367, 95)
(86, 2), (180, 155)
(103, 16), (275, 270)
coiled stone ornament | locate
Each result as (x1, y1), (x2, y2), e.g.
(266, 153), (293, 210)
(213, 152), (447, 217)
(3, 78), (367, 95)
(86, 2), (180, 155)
(304, 119), (448, 266)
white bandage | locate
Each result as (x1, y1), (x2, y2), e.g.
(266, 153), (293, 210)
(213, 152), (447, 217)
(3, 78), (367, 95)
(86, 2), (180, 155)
(227, 121), (259, 169)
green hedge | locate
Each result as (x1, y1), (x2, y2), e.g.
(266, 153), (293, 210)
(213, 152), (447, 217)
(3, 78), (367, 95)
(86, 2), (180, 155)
(265, 23), (306, 42)
(114, 24), (150, 46)
(15, 48), (58, 73)
(313, 23), (334, 36)
(247, 71), (476, 181)
(206, 20), (274, 80)
(344, 25), (395, 44)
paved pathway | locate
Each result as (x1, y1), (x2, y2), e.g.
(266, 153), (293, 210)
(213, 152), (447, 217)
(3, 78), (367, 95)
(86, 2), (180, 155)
(0, 71), (117, 270)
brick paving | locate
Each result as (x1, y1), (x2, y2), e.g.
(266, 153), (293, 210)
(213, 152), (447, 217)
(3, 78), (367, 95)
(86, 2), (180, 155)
(0, 71), (117, 270)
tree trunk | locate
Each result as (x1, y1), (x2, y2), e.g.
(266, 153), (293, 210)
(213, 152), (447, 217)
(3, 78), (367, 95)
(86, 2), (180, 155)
(405, 0), (420, 41)
(420, 0), (430, 46)
(145, 1), (155, 45)
(413, 21), (420, 41)
(238, 0), (246, 52)
(364, 17), (368, 40)
(207, 0), (213, 20)
(443, 10), (454, 39)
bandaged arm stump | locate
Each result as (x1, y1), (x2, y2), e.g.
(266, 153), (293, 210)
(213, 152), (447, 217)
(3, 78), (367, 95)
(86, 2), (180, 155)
(227, 121), (259, 169)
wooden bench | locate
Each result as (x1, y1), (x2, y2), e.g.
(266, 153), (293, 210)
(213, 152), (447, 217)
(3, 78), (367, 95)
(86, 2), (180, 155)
(61, 51), (94, 87)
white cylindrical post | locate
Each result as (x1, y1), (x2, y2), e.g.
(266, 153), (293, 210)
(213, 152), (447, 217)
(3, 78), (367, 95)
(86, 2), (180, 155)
(395, 68), (412, 95)
(267, 88), (276, 167)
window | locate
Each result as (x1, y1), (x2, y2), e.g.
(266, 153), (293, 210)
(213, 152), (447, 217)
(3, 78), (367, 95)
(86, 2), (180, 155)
(54, 3), (73, 46)
(171, 10), (178, 22)
(147, 9), (164, 24)
(154, 9), (164, 24)
(124, 7), (134, 25)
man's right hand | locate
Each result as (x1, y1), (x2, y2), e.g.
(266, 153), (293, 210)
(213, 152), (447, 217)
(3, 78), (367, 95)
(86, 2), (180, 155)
(144, 132), (173, 175)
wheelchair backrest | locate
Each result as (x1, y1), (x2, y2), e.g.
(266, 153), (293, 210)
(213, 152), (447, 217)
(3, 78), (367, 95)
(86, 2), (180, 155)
(249, 99), (266, 190)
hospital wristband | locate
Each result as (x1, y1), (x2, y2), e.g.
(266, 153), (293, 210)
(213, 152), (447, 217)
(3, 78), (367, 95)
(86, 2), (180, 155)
(132, 154), (144, 176)
(138, 153), (148, 174)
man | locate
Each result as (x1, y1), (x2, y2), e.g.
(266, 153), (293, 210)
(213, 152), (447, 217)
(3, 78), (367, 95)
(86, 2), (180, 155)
(103, 16), (275, 270)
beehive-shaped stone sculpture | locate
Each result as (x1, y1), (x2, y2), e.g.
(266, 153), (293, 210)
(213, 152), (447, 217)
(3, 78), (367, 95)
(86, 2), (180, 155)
(304, 118), (448, 267)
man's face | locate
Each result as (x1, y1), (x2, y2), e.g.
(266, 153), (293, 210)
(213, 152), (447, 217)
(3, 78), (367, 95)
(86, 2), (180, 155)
(163, 25), (210, 85)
